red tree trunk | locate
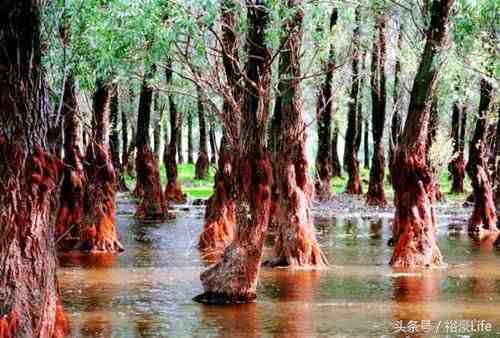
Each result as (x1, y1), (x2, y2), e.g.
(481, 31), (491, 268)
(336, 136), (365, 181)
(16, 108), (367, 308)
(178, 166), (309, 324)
(344, 6), (363, 194)
(267, 0), (327, 268)
(195, 85), (209, 180)
(164, 62), (187, 203)
(366, 12), (388, 207)
(314, 8), (338, 201)
(390, 0), (454, 268)
(0, 2), (67, 335)
(135, 67), (168, 221)
(466, 78), (497, 238)
(195, 0), (273, 304)
(79, 80), (124, 253)
(55, 73), (86, 250)
(198, 1), (240, 260)
(448, 102), (466, 193)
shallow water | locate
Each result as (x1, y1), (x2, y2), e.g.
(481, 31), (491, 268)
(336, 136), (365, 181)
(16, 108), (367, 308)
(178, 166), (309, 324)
(59, 195), (500, 337)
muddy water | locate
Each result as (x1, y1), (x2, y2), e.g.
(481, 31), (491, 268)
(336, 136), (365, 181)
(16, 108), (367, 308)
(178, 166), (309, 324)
(58, 195), (500, 337)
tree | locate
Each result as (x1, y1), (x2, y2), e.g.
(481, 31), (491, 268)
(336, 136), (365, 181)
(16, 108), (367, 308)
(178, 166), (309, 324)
(448, 101), (466, 193)
(315, 8), (338, 201)
(466, 77), (497, 238)
(110, 86), (128, 191)
(344, 6), (363, 194)
(187, 112), (194, 164)
(135, 66), (168, 220)
(195, 84), (210, 179)
(195, 0), (273, 304)
(267, 0), (327, 268)
(209, 121), (217, 164)
(0, 1), (67, 335)
(389, 22), (403, 176)
(390, 0), (454, 268)
(164, 61), (187, 203)
(366, 8), (388, 207)
(331, 122), (342, 177)
(79, 79), (124, 252)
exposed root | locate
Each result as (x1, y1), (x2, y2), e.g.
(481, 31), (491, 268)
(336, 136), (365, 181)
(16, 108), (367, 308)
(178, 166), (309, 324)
(134, 146), (169, 221)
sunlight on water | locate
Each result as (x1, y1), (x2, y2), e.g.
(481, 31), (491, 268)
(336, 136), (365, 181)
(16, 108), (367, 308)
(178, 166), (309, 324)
(58, 196), (500, 337)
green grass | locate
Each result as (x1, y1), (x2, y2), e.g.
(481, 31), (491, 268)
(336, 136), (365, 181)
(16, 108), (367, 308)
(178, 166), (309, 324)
(125, 162), (471, 202)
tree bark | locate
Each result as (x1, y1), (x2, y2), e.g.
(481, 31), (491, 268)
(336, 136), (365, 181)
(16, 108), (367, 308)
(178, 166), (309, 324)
(187, 112), (194, 164)
(344, 6), (363, 194)
(109, 86), (128, 192)
(314, 8), (338, 201)
(195, 85), (209, 180)
(0, 2), (67, 335)
(135, 67), (169, 221)
(266, 0), (327, 268)
(448, 102), (465, 193)
(177, 113), (184, 164)
(466, 78), (497, 238)
(55, 73), (86, 250)
(79, 79), (124, 253)
(164, 62), (186, 203)
(153, 92), (162, 161)
(198, 0), (240, 260)
(363, 118), (370, 169)
(195, 0), (273, 304)
(366, 12), (388, 207)
(390, 0), (453, 268)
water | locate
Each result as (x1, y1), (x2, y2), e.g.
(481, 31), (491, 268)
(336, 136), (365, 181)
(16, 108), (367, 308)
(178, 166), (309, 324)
(58, 195), (500, 337)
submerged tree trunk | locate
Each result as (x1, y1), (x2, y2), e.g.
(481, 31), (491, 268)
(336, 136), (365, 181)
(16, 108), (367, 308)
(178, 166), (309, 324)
(195, 0), (273, 304)
(466, 78), (497, 238)
(449, 102), (466, 193)
(267, 0), (327, 268)
(56, 73), (86, 250)
(195, 85), (209, 180)
(198, 0), (240, 260)
(187, 113), (194, 164)
(331, 123), (342, 177)
(0, 2), (67, 335)
(366, 12), (387, 207)
(314, 8), (338, 201)
(79, 79), (124, 253)
(164, 62), (187, 203)
(135, 67), (168, 221)
(390, 0), (453, 268)
(344, 6), (363, 194)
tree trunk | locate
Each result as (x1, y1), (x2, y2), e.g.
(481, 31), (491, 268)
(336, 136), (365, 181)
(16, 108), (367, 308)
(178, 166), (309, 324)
(314, 8), (338, 201)
(344, 6), (363, 194)
(153, 92), (162, 161)
(390, 0), (453, 268)
(448, 102), (465, 193)
(198, 0), (240, 260)
(109, 86), (128, 192)
(135, 67), (168, 221)
(266, 0), (327, 268)
(426, 96), (444, 201)
(55, 73), (86, 250)
(466, 78), (497, 238)
(331, 123), (342, 177)
(187, 113), (194, 164)
(389, 23), (403, 179)
(209, 121), (217, 165)
(164, 62), (186, 203)
(195, 0), (273, 304)
(366, 12), (388, 207)
(195, 85), (209, 180)
(363, 118), (370, 169)
(0, 2), (68, 335)
(79, 79), (124, 253)
(177, 114), (184, 164)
